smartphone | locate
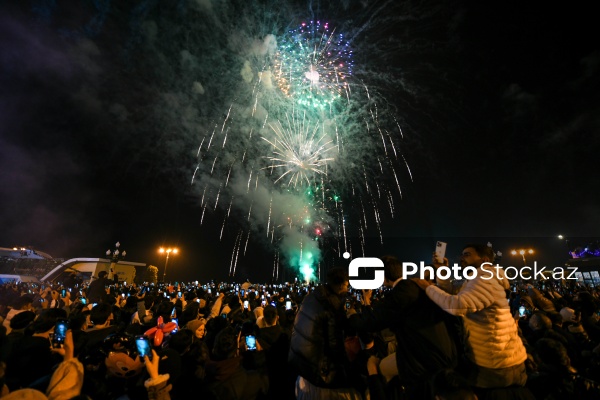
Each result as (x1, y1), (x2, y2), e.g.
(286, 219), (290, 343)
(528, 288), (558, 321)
(121, 293), (125, 298)
(270, 302), (276, 307)
(243, 300), (249, 309)
(81, 298), (87, 305)
(435, 241), (447, 263)
(221, 313), (228, 319)
(136, 336), (152, 360)
(52, 319), (68, 348)
(61, 289), (66, 297)
(261, 300), (266, 306)
(345, 300), (351, 310)
(208, 288), (211, 294)
(261, 294), (264, 299)
(245, 335), (257, 351)
(196, 298), (200, 303)
(285, 300), (292, 310)
(177, 291), (182, 298)
(519, 306), (526, 317)
(241, 289), (245, 297)
(357, 294), (361, 302)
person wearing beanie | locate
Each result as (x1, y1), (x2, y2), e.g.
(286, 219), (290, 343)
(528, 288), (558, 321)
(9, 311), (36, 332)
(0, 311), (36, 375)
(2, 295), (34, 335)
(185, 318), (207, 340)
(5, 309), (64, 391)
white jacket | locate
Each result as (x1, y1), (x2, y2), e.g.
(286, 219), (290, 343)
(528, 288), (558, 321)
(425, 267), (527, 369)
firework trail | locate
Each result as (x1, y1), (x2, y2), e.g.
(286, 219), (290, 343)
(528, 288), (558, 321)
(1, 0), (462, 274)
(181, 1), (422, 281)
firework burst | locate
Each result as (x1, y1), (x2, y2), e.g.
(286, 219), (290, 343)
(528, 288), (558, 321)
(273, 20), (354, 110)
(263, 111), (337, 187)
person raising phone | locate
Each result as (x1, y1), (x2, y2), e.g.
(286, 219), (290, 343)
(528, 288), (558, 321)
(414, 243), (529, 395)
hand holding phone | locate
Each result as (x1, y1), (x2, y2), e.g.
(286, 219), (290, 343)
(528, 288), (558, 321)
(52, 320), (68, 348)
(136, 336), (153, 361)
(245, 335), (257, 351)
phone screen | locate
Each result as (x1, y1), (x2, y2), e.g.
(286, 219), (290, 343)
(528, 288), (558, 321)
(285, 300), (292, 310)
(243, 300), (249, 309)
(345, 301), (351, 310)
(53, 320), (68, 348)
(245, 335), (257, 351)
(435, 241), (447, 263)
(136, 337), (152, 360)
(81, 298), (87, 305)
(518, 306), (526, 317)
(61, 289), (66, 297)
(241, 289), (245, 297)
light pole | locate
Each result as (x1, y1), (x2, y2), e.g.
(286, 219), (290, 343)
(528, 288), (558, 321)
(106, 242), (126, 281)
(557, 234), (572, 257)
(510, 248), (534, 265)
(159, 247), (178, 282)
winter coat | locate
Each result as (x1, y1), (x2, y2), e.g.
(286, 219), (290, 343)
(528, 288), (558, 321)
(349, 279), (458, 382)
(288, 285), (352, 389)
(426, 266), (527, 369)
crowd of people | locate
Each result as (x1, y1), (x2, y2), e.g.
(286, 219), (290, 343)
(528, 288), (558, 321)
(0, 244), (600, 399)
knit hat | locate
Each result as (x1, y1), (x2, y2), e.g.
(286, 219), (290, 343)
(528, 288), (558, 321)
(559, 307), (579, 323)
(185, 318), (206, 333)
(10, 310), (36, 330)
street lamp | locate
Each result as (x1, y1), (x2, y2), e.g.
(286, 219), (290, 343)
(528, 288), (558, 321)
(159, 247), (178, 282)
(106, 242), (126, 280)
(557, 234), (572, 256)
(510, 248), (534, 265)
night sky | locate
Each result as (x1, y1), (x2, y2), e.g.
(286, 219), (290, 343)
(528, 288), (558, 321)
(1, 1), (598, 282)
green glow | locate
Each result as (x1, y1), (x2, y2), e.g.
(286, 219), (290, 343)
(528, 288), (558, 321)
(300, 264), (315, 282)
